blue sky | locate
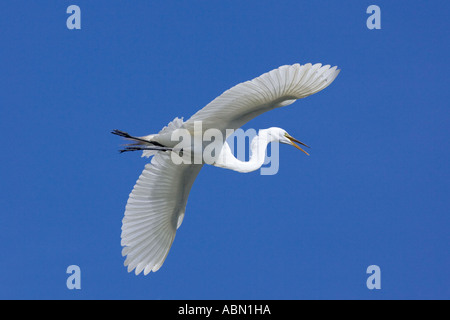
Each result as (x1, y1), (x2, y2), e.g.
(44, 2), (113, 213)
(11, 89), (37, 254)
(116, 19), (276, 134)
(0, 1), (449, 299)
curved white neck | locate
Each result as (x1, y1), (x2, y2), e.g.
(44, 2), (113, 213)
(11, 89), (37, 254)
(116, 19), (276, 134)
(213, 133), (272, 173)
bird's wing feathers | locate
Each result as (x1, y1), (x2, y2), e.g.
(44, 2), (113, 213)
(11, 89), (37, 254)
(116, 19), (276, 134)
(184, 63), (340, 137)
(121, 152), (203, 275)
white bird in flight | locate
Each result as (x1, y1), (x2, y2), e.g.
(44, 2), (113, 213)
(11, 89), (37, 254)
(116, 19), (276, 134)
(113, 63), (340, 275)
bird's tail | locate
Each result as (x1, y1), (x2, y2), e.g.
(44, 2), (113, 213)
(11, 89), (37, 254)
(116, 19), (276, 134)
(113, 117), (185, 158)
(111, 129), (172, 154)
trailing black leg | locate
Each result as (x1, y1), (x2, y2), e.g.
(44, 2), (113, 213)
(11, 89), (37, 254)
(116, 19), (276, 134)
(118, 145), (172, 154)
(112, 129), (166, 148)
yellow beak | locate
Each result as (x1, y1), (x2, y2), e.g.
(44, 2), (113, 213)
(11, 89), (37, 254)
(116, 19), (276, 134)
(286, 135), (310, 156)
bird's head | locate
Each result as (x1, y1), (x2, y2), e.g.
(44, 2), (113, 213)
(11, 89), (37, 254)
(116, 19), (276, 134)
(264, 127), (310, 156)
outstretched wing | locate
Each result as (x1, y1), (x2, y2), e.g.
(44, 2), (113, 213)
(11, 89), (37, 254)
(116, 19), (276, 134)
(121, 153), (203, 275)
(184, 63), (340, 137)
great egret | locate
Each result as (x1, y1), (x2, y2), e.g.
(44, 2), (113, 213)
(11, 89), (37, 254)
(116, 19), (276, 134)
(113, 63), (340, 275)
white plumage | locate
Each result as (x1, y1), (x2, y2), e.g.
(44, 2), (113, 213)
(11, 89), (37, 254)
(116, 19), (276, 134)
(115, 63), (340, 275)
(121, 153), (202, 275)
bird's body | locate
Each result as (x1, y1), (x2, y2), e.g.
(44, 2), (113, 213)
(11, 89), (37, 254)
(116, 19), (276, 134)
(114, 63), (340, 275)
